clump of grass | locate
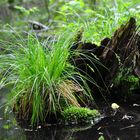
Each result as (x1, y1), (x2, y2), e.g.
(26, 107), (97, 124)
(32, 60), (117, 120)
(0, 32), (94, 125)
(62, 106), (100, 124)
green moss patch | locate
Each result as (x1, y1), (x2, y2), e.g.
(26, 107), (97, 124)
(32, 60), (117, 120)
(113, 67), (140, 96)
(62, 106), (100, 124)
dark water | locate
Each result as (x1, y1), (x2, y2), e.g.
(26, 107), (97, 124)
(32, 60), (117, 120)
(0, 88), (26, 140)
(0, 88), (140, 140)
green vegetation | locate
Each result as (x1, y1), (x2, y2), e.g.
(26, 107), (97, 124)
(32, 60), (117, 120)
(1, 0), (140, 43)
(62, 106), (100, 124)
(0, 33), (94, 125)
(114, 68), (139, 94)
(98, 135), (105, 140)
(0, 0), (140, 127)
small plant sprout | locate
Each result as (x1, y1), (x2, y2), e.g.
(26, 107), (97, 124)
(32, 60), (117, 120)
(111, 103), (120, 110)
(111, 103), (120, 115)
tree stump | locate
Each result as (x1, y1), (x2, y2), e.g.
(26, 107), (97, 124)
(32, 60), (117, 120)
(73, 17), (140, 98)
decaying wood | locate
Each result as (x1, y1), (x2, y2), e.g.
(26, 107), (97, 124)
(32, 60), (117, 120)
(100, 17), (140, 88)
(28, 20), (49, 31)
(73, 17), (140, 95)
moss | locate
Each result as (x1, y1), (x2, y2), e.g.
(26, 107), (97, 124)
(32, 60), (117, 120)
(113, 67), (139, 95)
(126, 75), (139, 84)
(62, 106), (100, 124)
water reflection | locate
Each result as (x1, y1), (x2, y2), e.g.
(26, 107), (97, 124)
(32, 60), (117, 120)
(22, 110), (140, 140)
(0, 88), (140, 140)
(0, 88), (26, 140)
